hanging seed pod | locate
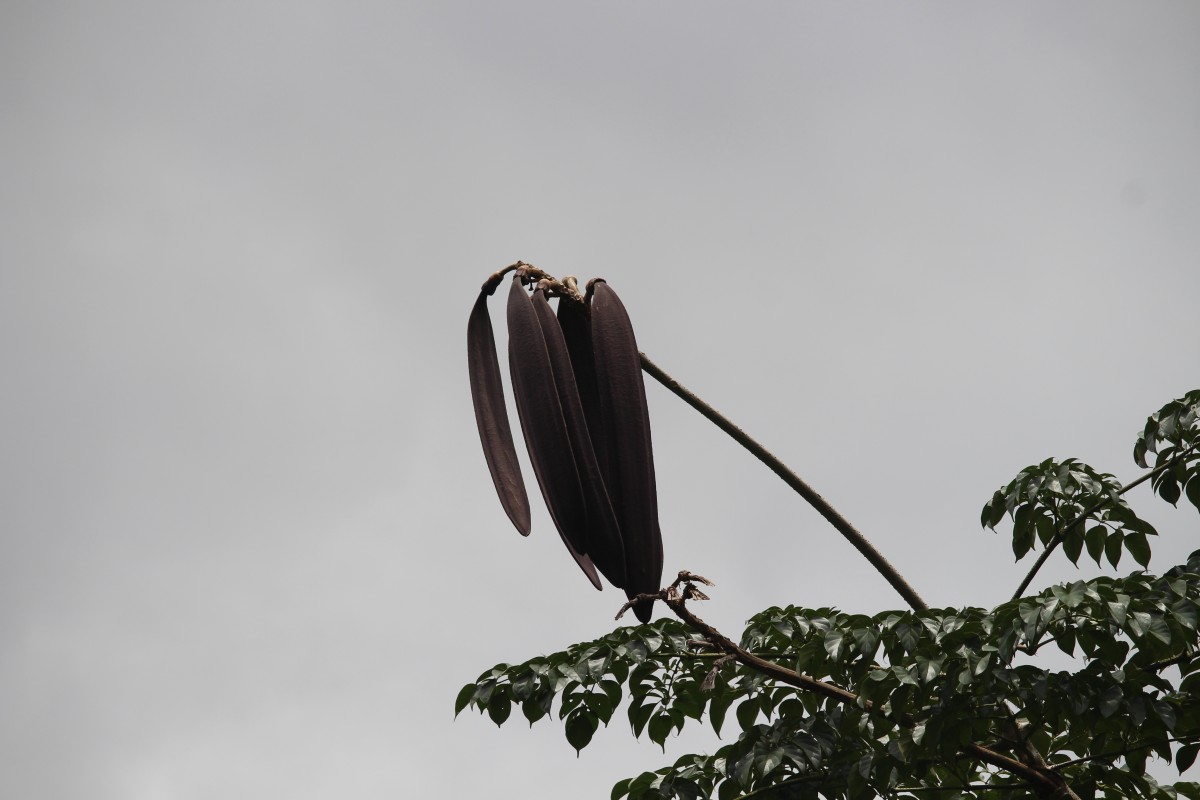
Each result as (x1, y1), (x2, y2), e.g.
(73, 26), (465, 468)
(531, 286), (627, 589)
(590, 280), (663, 622)
(507, 276), (601, 589)
(557, 291), (611, 487)
(467, 289), (531, 535)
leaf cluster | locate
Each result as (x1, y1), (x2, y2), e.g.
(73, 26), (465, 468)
(980, 458), (1157, 567)
(1134, 390), (1200, 511)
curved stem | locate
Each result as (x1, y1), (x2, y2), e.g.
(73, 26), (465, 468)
(1010, 442), (1198, 602)
(639, 353), (929, 612)
(480, 261), (528, 295)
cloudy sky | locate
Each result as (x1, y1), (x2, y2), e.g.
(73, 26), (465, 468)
(3, 2), (1199, 797)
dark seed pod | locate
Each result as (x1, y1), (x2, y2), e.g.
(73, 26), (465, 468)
(468, 290), (531, 535)
(557, 293), (610, 482)
(532, 288), (627, 589)
(507, 277), (601, 589)
(590, 280), (663, 622)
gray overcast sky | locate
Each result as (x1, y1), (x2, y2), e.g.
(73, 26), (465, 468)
(2, 2), (1199, 798)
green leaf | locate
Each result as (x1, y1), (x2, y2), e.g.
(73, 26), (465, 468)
(511, 671), (535, 702)
(736, 698), (760, 731)
(1108, 594), (1128, 623)
(1128, 610), (1153, 638)
(1177, 743), (1200, 773)
(1106, 531), (1124, 568)
(1134, 439), (1149, 469)
(1172, 599), (1198, 631)
(760, 747), (784, 776)
(892, 664), (918, 686)
(824, 628), (845, 660)
(1146, 615), (1173, 644)
(1062, 530), (1084, 565)
(887, 732), (914, 763)
(1186, 475), (1200, 513)
(1035, 512), (1057, 546)
(1013, 522), (1035, 560)
(1098, 685), (1123, 717)
(559, 685), (585, 717)
(915, 654), (944, 684)
(1152, 698), (1178, 731)
(1126, 694), (1147, 726)
(454, 683), (476, 717)
(672, 692), (705, 722)
(600, 679), (623, 709)
(629, 701), (655, 738)
(523, 688), (552, 725)
(584, 691), (617, 725)
(709, 692), (735, 738)
(852, 626), (879, 658)
(647, 711), (674, 748)
(1161, 477), (1182, 506)
(982, 493), (1007, 529)
(1086, 525), (1107, 564)
(1126, 530), (1152, 568)
(565, 710), (599, 753)
(1058, 581), (1087, 608)
(488, 694), (512, 726)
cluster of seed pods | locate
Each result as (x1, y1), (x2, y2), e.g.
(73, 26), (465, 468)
(468, 264), (663, 622)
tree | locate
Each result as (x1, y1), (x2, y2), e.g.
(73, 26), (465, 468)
(458, 264), (1200, 799)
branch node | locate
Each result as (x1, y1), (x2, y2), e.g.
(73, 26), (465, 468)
(614, 590), (668, 621)
(701, 653), (736, 692)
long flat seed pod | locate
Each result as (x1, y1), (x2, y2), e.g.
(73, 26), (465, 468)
(507, 277), (601, 590)
(531, 288), (627, 589)
(468, 290), (531, 535)
(557, 294), (611, 485)
(590, 280), (663, 622)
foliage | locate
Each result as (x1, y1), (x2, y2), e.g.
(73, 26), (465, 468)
(458, 389), (1200, 798)
(980, 458), (1157, 568)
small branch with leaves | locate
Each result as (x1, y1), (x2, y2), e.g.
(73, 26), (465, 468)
(618, 571), (1081, 799)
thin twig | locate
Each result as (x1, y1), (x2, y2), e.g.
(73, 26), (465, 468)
(1011, 443), (1199, 602)
(895, 785), (1024, 793)
(735, 773), (827, 797)
(1147, 651), (1196, 672)
(639, 353), (929, 613)
(1052, 733), (1200, 770)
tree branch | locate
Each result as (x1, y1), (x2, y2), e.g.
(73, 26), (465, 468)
(896, 785), (1024, 793)
(622, 572), (1080, 799)
(639, 353), (929, 613)
(1010, 443), (1198, 602)
(1052, 733), (1200, 770)
(1147, 651), (1197, 673)
(735, 773), (826, 797)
